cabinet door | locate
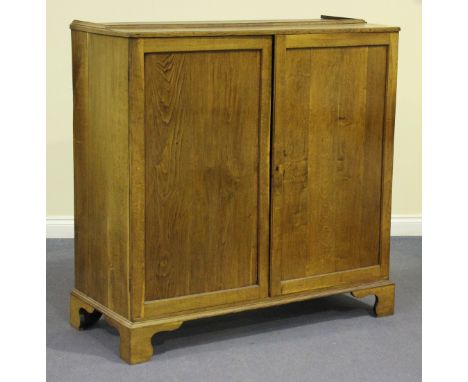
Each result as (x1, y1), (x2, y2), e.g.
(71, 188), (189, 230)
(129, 37), (272, 319)
(271, 33), (398, 296)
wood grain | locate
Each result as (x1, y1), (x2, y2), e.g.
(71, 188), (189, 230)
(284, 32), (391, 47)
(281, 266), (382, 295)
(70, 19), (400, 38)
(143, 36), (271, 52)
(69, 292), (100, 330)
(72, 32), (131, 317)
(71, 30), (89, 298)
(106, 316), (183, 364)
(379, 33), (399, 278)
(70, 23), (400, 364)
(143, 38), (271, 310)
(128, 38), (146, 321)
(72, 279), (394, 330)
(351, 282), (395, 316)
(271, 35), (390, 295)
(72, 278), (393, 363)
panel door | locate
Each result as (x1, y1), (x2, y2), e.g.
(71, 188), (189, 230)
(271, 33), (398, 296)
(129, 37), (272, 319)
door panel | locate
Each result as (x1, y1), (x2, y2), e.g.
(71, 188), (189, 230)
(141, 37), (271, 317)
(271, 33), (393, 296)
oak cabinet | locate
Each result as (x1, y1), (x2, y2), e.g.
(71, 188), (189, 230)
(70, 17), (399, 364)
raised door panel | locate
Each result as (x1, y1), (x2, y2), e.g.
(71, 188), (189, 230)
(271, 33), (398, 296)
(130, 37), (272, 319)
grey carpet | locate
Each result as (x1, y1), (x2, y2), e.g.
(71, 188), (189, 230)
(47, 237), (421, 382)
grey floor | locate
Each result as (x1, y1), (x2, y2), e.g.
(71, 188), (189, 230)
(47, 237), (421, 382)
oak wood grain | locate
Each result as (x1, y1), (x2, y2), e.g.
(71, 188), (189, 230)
(106, 316), (183, 364)
(351, 282), (395, 316)
(71, 30), (89, 299)
(143, 38), (271, 312)
(271, 34), (391, 295)
(72, 32), (131, 317)
(70, 23), (399, 364)
(70, 19), (400, 38)
(69, 292), (101, 330)
(284, 32), (391, 47)
(72, 279), (395, 330)
(128, 38), (146, 321)
(379, 33), (399, 278)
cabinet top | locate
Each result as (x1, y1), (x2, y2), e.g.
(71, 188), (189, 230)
(70, 17), (400, 38)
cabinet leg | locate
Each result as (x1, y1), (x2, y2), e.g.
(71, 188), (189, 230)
(106, 317), (183, 364)
(351, 283), (395, 317)
(69, 293), (102, 330)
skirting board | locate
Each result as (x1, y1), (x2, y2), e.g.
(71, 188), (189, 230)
(46, 215), (422, 239)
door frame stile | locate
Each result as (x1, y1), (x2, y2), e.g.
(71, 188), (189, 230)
(128, 38), (146, 321)
(379, 32), (399, 279)
(270, 35), (287, 296)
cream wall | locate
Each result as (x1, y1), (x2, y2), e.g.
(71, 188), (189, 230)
(47, 0), (421, 218)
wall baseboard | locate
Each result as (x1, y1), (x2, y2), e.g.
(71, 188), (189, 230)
(46, 215), (422, 239)
(390, 215), (422, 237)
(46, 217), (74, 239)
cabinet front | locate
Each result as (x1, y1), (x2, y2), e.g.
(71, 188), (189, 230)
(271, 33), (398, 296)
(132, 37), (272, 319)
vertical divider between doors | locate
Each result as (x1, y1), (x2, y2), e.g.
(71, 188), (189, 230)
(269, 35), (287, 296)
(268, 35), (276, 297)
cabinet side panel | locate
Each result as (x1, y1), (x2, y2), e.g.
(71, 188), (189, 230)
(73, 33), (130, 317)
(128, 39), (146, 320)
(72, 31), (89, 293)
(380, 33), (399, 278)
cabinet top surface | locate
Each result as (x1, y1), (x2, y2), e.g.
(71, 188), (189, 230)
(70, 17), (400, 37)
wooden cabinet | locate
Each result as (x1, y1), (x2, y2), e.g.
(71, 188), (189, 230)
(69, 17), (399, 364)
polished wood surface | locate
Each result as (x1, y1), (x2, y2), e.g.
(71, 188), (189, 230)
(69, 292), (101, 330)
(144, 49), (262, 299)
(271, 32), (396, 296)
(72, 31), (131, 318)
(70, 19), (399, 364)
(72, 280), (395, 330)
(106, 316), (183, 364)
(137, 37), (272, 317)
(144, 40), (267, 301)
(379, 33), (399, 278)
(351, 283), (395, 316)
(71, 279), (394, 362)
(128, 38), (146, 321)
(70, 18), (400, 38)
